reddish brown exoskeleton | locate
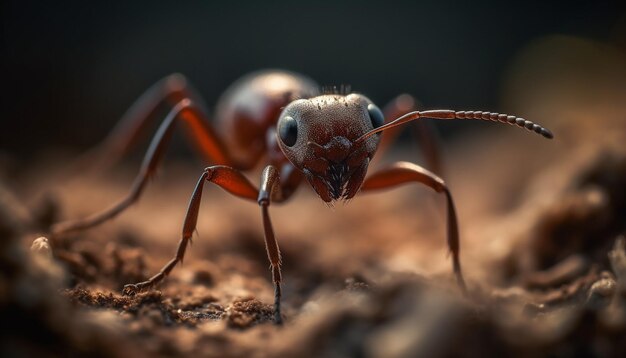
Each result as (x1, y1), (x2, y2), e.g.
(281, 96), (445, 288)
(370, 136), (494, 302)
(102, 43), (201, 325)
(51, 70), (553, 324)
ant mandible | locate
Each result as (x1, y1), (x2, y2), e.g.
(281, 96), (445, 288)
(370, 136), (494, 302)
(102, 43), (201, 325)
(51, 70), (553, 324)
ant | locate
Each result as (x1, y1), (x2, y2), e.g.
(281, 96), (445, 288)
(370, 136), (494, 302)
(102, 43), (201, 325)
(50, 70), (553, 324)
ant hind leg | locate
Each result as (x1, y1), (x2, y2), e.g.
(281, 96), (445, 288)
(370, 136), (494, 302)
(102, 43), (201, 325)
(51, 99), (233, 236)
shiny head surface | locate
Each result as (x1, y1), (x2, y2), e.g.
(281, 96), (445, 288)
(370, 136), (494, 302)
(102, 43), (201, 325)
(276, 94), (384, 202)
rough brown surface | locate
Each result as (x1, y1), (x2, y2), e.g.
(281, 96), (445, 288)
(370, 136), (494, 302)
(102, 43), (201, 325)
(3, 134), (625, 357)
(2, 40), (626, 357)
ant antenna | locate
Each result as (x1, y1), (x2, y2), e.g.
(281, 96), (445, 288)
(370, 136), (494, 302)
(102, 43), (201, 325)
(353, 110), (553, 146)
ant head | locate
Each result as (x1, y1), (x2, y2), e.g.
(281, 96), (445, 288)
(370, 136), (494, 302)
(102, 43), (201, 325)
(276, 94), (384, 202)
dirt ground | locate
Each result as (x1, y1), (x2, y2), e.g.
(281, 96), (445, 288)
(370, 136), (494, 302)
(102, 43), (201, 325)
(2, 47), (626, 357)
(1, 124), (624, 357)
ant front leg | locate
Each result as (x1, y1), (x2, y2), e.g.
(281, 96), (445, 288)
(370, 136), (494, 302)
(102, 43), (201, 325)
(360, 161), (466, 293)
(122, 165), (258, 293)
(257, 165), (285, 324)
(51, 99), (233, 235)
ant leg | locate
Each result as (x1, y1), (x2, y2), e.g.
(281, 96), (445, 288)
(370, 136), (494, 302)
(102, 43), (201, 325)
(258, 165), (284, 324)
(360, 161), (466, 293)
(378, 94), (444, 175)
(123, 165), (258, 294)
(78, 74), (212, 171)
(264, 128), (304, 202)
(51, 99), (232, 235)
(378, 94), (416, 155)
(412, 118), (444, 177)
(274, 163), (303, 202)
(124, 164), (291, 325)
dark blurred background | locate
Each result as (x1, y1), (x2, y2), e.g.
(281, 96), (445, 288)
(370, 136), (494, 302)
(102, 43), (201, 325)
(2, 0), (625, 161)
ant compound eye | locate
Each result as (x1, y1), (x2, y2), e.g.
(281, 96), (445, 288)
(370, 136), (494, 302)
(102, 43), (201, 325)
(278, 116), (298, 147)
(367, 104), (384, 130)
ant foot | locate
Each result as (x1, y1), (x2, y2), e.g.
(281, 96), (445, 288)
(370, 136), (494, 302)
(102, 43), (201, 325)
(273, 304), (283, 325)
(122, 283), (142, 296)
(274, 312), (283, 325)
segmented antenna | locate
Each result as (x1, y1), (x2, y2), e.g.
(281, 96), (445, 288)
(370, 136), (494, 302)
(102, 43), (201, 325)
(353, 109), (553, 146)
(455, 111), (553, 138)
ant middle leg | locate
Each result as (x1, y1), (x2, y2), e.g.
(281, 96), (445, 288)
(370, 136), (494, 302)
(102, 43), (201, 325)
(124, 164), (293, 325)
(122, 165), (258, 294)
